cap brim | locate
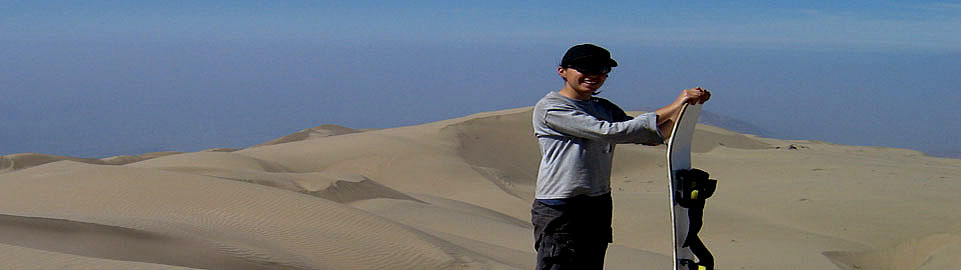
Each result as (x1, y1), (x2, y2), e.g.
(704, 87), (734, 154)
(570, 58), (618, 69)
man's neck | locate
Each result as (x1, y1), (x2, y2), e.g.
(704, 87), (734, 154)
(558, 88), (592, 101)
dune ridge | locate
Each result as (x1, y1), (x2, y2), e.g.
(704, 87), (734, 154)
(255, 125), (363, 147)
(0, 153), (107, 173)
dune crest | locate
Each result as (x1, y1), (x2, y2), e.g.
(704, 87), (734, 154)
(0, 151), (190, 172)
(0, 153), (107, 173)
(307, 175), (426, 204)
(255, 125), (362, 147)
(692, 125), (772, 152)
(101, 151), (185, 165)
(127, 151), (292, 173)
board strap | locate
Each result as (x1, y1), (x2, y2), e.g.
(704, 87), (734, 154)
(676, 168), (717, 269)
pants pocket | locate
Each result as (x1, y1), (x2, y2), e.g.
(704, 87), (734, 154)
(536, 232), (609, 270)
(536, 233), (575, 270)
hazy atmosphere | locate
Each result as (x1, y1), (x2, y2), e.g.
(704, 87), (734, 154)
(3, 2), (961, 270)
(2, 1), (959, 158)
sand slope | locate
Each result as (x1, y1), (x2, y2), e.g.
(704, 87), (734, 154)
(2, 107), (959, 269)
(0, 161), (477, 269)
(0, 243), (201, 270)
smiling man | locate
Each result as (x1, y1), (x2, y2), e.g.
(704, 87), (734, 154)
(531, 43), (710, 269)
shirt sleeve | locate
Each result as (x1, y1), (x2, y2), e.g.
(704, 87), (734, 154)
(544, 104), (664, 145)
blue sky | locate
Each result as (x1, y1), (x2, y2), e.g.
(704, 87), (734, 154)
(2, 1), (959, 157)
(4, 1), (958, 48)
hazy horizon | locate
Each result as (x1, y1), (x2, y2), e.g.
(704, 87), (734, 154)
(2, 1), (959, 158)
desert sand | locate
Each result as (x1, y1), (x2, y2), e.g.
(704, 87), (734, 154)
(1, 107), (959, 270)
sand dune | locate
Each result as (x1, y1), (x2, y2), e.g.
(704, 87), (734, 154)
(127, 151), (292, 173)
(255, 125), (363, 147)
(1, 107), (959, 269)
(440, 109), (540, 199)
(0, 153), (107, 173)
(101, 151), (185, 166)
(0, 151), (188, 172)
(0, 161), (476, 269)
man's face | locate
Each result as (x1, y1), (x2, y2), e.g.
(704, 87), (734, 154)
(559, 66), (610, 95)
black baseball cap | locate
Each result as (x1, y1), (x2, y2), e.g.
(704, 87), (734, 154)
(561, 44), (618, 69)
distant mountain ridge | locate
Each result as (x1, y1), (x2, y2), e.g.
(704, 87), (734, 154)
(926, 149), (961, 159)
(632, 107), (776, 139)
(663, 109), (959, 159)
(697, 110), (778, 138)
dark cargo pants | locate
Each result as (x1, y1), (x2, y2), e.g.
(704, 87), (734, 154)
(531, 193), (613, 270)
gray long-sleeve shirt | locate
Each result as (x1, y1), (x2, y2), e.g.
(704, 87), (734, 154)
(532, 91), (664, 199)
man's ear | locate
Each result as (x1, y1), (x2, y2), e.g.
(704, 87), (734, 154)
(557, 66), (567, 80)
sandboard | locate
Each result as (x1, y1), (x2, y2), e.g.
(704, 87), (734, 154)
(666, 103), (714, 270)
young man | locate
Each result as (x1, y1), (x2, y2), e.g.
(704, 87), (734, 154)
(531, 43), (710, 269)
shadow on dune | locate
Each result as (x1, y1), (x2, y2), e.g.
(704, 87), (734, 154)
(0, 214), (298, 270)
(441, 109), (540, 200)
(823, 234), (961, 270)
